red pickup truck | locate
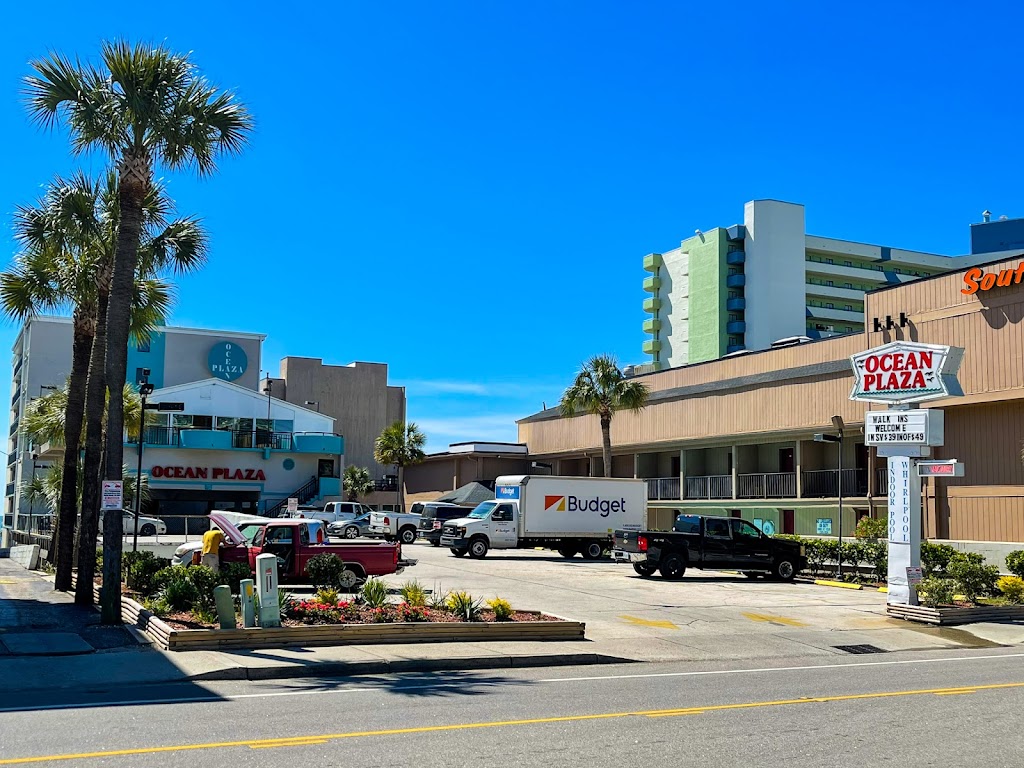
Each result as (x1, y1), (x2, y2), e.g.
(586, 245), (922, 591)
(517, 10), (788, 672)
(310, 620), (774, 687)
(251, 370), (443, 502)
(210, 513), (413, 589)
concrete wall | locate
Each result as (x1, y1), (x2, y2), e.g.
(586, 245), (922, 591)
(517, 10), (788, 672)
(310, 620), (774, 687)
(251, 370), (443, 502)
(660, 246), (690, 367)
(743, 200), (808, 351)
(685, 229), (729, 364)
(161, 331), (263, 390)
(279, 357), (406, 479)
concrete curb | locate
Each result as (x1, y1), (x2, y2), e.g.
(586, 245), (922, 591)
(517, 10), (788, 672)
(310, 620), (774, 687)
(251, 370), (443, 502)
(813, 579), (864, 590)
(184, 652), (633, 682)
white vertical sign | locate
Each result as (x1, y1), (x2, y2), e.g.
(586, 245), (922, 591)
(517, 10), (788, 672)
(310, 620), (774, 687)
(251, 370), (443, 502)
(887, 455), (922, 606)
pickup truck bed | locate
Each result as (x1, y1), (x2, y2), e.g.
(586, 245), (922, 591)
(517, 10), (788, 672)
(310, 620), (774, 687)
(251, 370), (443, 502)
(613, 514), (805, 581)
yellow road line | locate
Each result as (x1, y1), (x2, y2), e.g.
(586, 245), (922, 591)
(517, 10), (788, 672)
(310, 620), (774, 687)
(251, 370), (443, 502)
(741, 612), (808, 627)
(619, 614), (680, 630)
(3, 682), (1022, 765)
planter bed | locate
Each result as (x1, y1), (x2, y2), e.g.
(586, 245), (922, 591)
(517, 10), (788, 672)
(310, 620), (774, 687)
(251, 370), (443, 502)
(116, 596), (585, 652)
(887, 603), (1024, 625)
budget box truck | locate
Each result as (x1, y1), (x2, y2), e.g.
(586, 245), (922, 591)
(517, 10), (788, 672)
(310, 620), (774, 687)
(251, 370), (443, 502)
(439, 475), (646, 559)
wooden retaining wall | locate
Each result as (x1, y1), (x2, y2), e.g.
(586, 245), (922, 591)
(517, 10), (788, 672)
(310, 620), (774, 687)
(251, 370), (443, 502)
(887, 603), (1024, 625)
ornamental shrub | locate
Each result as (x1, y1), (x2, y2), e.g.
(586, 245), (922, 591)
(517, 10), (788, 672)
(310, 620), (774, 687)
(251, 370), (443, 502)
(919, 577), (956, 608)
(399, 579), (427, 607)
(861, 540), (888, 581)
(487, 597), (514, 621)
(447, 591), (483, 621)
(123, 551), (170, 597)
(361, 577), (389, 608)
(218, 562), (253, 594)
(854, 516), (888, 540)
(948, 552), (1000, 603)
(1004, 550), (1024, 579)
(315, 588), (340, 606)
(307, 553), (346, 591)
(996, 576), (1024, 605)
(153, 565), (218, 612)
(921, 542), (957, 577)
(397, 604), (431, 622)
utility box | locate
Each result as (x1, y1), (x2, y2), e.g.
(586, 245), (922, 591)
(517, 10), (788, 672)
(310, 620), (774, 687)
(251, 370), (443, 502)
(255, 553), (281, 628)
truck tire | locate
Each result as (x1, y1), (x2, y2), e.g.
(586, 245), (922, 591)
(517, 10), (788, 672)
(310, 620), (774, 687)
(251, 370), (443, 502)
(582, 542), (605, 560)
(659, 554), (686, 580)
(773, 558), (797, 582)
(633, 563), (657, 577)
(399, 526), (417, 545)
(338, 566), (366, 591)
(450, 548), (467, 557)
(468, 537), (489, 559)
(557, 548), (578, 559)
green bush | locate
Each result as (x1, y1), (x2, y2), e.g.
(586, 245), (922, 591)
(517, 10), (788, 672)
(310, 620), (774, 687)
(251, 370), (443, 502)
(1004, 550), (1024, 579)
(447, 591), (483, 621)
(947, 552), (1000, 603)
(399, 579), (427, 607)
(123, 551), (170, 597)
(919, 576), (956, 608)
(218, 562), (253, 594)
(487, 597), (513, 621)
(921, 542), (957, 577)
(996, 576), (1024, 604)
(153, 565), (218, 612)
(861, 540), (888, 581)
(360, 577), (389, 608)
(307, 553), (346, 591)
(854, 516), (888, 540)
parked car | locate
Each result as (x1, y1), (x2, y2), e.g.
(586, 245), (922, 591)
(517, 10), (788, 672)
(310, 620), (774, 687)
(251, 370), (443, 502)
(171, 515), (323, 566)
(369, 510), (422, 545)
(415, 503), (477, 546)
(101, 510), (168, 537)
(612, 513), (806, 581)
(323, 501), (374, 519)
(328, 513), (372, 539)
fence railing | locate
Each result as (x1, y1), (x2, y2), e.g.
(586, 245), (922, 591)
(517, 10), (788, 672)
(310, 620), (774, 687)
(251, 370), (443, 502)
(737, 472), (797, 499)
(685, 475), (733, 500)
(645, 477), (681, 500)
(876, 467), (889, 496)
(140, 427), (295, 450)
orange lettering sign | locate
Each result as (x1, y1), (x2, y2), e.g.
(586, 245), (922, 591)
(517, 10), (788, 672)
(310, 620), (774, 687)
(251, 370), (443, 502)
(962, 262), (1024, 294)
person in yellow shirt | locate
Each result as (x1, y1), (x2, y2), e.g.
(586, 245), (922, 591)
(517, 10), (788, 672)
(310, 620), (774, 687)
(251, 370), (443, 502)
(201, 527), (225, 571)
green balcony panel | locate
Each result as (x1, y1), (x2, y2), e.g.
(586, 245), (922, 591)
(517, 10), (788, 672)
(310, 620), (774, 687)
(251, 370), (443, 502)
(642, 339), (661, 354)
(643, 297), (661, 312)
(643, 318), (661, 334)
(643, 276), (661, 292)
(643, 252), (664, 272)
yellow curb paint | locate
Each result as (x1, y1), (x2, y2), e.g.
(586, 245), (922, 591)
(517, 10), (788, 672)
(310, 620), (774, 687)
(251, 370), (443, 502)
(741, 612), (808, 628)
(878, 587), (889, 593)
(6, 682), (1023, 765)
(814, 580), (863, 590)
(619, 615), (680, 630)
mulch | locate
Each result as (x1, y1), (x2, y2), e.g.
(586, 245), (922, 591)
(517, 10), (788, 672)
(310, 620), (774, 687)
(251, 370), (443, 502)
(158, 607), (556, 631)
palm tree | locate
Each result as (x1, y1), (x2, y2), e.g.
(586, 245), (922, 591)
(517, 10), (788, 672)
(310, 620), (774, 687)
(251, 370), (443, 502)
(343, 465), (374, 502)
(560, 355), (650, 478)
(24, 40), (251, 620)
(1, 171), (206, 599)
(374, 422), (427, 512)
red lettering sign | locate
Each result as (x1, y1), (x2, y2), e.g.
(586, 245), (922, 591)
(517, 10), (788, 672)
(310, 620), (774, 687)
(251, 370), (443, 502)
(149, 466), (267, 482)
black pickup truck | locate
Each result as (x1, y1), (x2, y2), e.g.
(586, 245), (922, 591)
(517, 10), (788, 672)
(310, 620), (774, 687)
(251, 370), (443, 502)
(613, 513), (806, 581)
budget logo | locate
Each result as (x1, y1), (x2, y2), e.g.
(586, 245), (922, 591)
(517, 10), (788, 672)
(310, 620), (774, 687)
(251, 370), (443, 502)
(544, 495), (567, 512)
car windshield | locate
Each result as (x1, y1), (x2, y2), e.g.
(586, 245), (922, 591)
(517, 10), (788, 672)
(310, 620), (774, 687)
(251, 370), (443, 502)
(468, 502), (497, 519)
(239, 524), (263, 545)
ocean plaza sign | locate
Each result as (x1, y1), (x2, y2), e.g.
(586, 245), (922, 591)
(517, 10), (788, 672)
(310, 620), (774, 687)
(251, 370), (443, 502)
(849, 341), (964, 405)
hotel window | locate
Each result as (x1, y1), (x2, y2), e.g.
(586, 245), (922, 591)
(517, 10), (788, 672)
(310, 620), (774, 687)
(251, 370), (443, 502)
(826, 280), (834, 286)
(136, 338), (150, 353)
(845, 304), (853, 311)
(846, 326), (854, 332)
(826, 303), (834, 309)
(826, 258), (834, 264)
(844, 261), (852, 267)
(844, 283), (852, 289)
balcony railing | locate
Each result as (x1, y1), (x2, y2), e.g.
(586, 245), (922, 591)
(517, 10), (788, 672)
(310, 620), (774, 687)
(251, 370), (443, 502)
(645, 477), (681, 500)
(737, 472), (797, 499)
(801, 468), (868, 498)
(685, 475), (733, 500)
(141, 427), (295, 450)
(876, 467), (889, 496)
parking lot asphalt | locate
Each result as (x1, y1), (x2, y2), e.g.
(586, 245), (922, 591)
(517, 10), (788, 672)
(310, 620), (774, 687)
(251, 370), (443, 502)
(369, 542), (1001, 662)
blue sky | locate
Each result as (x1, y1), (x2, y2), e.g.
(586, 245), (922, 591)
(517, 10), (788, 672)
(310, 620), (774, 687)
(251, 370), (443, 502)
(2, 2), (1023, 452)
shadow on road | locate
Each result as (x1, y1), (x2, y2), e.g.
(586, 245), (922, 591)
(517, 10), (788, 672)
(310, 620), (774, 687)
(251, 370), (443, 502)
(259, 668), (536, 699)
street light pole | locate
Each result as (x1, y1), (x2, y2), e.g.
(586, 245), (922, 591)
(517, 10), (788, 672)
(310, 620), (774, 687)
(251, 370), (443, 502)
(134, 370), (154, 554)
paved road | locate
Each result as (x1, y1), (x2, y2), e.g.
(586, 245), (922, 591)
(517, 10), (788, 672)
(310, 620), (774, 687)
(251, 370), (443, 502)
(2, 648), (1022, 766)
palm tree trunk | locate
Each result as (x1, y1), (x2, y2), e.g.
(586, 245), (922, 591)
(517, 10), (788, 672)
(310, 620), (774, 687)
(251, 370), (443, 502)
(74, 292), (109, 605)
(100, 154), (149, 625)
(53, 311), (92, 591)
(600, 415), (613, 478)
